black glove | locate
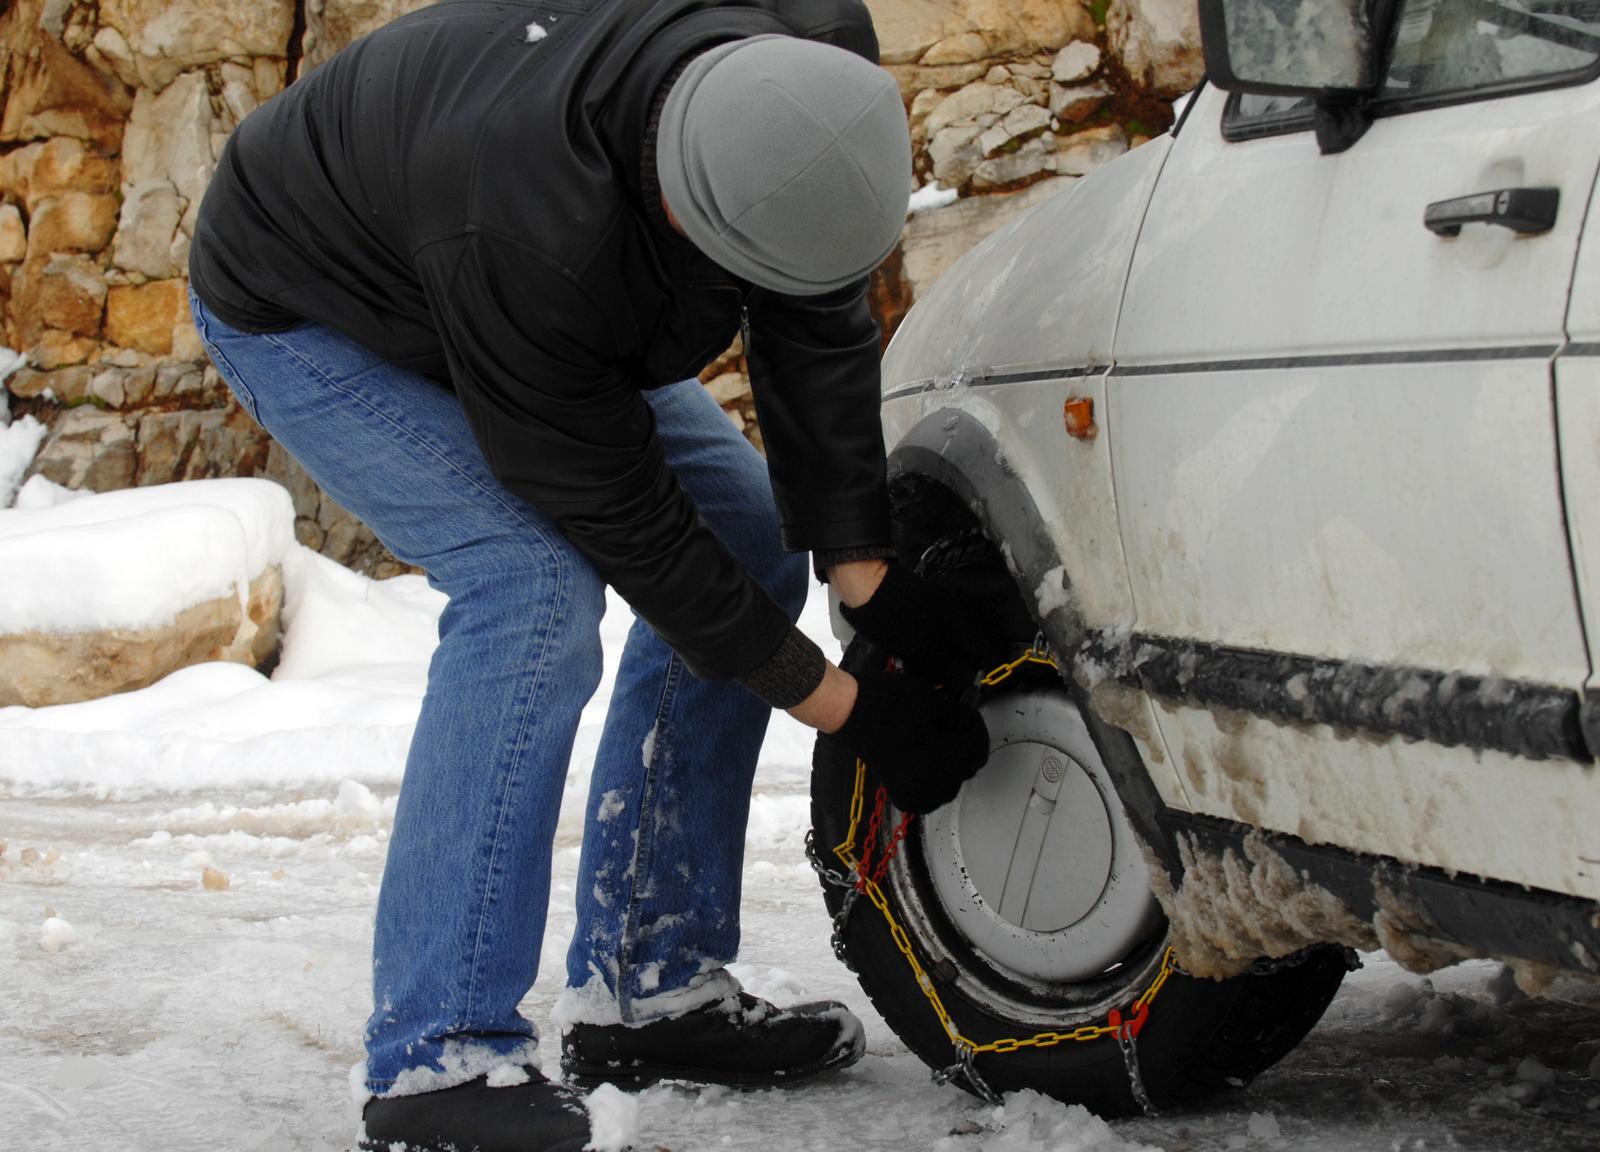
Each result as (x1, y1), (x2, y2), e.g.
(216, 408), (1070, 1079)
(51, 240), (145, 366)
(838, 562), (1010, 687)
(829, 669), (990, 814)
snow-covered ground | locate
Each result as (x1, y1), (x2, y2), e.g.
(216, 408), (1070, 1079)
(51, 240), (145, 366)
(4, 493), (1600, 1151)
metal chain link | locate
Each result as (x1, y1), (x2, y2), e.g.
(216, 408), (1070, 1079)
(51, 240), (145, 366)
(1117, 1025), (1158, 1117)
(934, 1045), (1002, 1107)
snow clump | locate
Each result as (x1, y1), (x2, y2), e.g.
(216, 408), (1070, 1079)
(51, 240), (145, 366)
(935, 1089), (1162, 1151)
(39, 915), (78, 953)
(584, 1083), (639, 1152)
(486, 1062), (531, 1088)
(908, 182), (959, 214)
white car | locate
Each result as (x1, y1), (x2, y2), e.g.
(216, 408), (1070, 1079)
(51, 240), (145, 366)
(810, 0), (1600, 1116)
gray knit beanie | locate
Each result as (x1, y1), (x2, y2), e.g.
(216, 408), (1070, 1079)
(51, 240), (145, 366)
(657, 36), (912, 296)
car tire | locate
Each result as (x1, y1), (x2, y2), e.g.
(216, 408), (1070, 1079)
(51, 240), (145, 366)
(809, 521), (1351, 1116)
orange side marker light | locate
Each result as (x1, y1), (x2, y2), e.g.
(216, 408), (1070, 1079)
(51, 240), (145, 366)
(1064, 395), (1098, 441)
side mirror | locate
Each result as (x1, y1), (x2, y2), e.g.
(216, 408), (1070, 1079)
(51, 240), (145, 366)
(1198, 0), (1380, 97)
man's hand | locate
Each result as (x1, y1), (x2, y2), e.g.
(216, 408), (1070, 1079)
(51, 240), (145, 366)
(835, 561), (1010, 686)
(824, 668), (989, 815)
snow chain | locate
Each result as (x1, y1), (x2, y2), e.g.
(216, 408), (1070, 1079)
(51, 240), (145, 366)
(819, 646), (1178, 1116)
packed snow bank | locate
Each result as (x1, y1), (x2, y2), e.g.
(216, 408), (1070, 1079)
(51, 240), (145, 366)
(0, 539), (444, 796)
(0, 413), (46, 509)
(0, 478), (296, 634)
(1, 345), (42, 509)
(12, 473), (87, 510)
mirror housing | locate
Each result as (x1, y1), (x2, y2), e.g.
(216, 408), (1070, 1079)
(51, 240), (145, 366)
(1199, 0), (1380, 97)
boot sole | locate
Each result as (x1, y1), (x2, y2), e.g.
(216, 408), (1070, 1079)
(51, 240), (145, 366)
(562, 1035), (865, 1092)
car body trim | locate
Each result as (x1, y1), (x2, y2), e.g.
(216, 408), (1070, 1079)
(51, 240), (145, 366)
(882, 365), (1110, 403)
(1160, 810), (1600, 978)
(1110, 345), (1560, 376)
(881, 345), (1560, 401)
(1089, 631), (1594, 764)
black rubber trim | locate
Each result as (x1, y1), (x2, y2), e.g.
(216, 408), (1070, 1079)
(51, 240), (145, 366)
(1220, 53), (1600, 143)
(1162, 811), (1600, 978)
(1111, 345), (1559, 377)
(1581, 688), (1600, 761)
(880, 345), (1559, 402)
(1169, 77), (1207, 139)
(882, 365), (1108, 403)
(1563, 342), (1600, 357)
(1095, 631), (1593, 763)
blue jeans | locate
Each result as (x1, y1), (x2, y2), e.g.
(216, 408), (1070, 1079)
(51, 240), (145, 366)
(190, 291), (808, 1094)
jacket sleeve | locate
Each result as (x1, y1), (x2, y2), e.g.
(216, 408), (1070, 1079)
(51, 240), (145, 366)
(416, 233), (792, 681)
(744, 277), (892, 555)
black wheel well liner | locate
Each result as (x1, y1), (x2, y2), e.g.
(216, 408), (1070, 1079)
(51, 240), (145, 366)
(887, 407), (1183, 882)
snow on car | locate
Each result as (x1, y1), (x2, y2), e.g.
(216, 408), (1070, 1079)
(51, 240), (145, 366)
(814, 0), (1600, 1118)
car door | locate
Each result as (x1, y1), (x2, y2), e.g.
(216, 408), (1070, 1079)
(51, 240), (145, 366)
(1106, 0), (1600, 899)
(1556, 171), (1600, 888)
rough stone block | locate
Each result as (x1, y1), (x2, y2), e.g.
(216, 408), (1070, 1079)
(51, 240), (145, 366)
(28, 408), (138, 490)
(18, 253), (106, 338)
(301, 0), (433, 71)
(1108, 0), (1204, 98)
(1, 138), (120, 214)
(25, 192), (120, 256)
(973, 138), (1053, 190)
(703, 371), (749, 406)
(0, 204), (25, 263)
(106, 279), (186, 355)
(6, 364), (93, 405)
(1050, 82), (1111, 122)
(112, 179), (184, 279)
(922, 31), (991, 66)
(121, 74), (216, 238)
(0, 564), (284, 707)
(866, 0), (1096, 67)
(96, 0), (295, 89)
(0, 3), (132, 149)
(929, 122), (986, 188)
(135, 405), (270, 486)
(1051, 40), (1102, 83)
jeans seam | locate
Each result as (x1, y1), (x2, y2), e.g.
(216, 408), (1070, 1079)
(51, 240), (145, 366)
(189, 297), (261, 420)
(259, 330), (558, 554)
(617, 651), (685, 1022)
(462, 551), (567, 1026)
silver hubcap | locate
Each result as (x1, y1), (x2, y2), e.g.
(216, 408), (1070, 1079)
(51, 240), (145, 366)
(919, 690), (1163, 986)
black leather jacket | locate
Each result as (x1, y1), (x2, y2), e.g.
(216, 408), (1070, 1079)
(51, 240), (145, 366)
(191, 0), (892, 679)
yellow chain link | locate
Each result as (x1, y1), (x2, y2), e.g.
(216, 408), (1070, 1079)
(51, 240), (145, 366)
(833, 648), (1179, 1060)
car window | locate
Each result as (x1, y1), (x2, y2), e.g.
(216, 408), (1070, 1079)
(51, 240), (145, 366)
(1384, 0), (1600, 101)
(1223, 0), (1600, 137)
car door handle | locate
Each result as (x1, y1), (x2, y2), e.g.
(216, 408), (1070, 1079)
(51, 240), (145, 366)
(1424, 187), (1559, 237)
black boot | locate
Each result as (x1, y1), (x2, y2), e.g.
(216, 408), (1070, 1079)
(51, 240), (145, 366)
(360, 1066), (592, 1152)
(560, 993), (866, 1090)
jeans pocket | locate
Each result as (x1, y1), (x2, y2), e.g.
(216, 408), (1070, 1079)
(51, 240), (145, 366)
(188, 293), (261, 423)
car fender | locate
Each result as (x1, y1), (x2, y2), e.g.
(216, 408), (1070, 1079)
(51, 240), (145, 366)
(882, 137), (1171, 395)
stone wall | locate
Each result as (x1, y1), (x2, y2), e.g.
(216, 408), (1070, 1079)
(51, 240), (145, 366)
(1, 0), (1200, 575)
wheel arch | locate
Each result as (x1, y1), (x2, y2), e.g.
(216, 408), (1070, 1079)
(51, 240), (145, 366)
(885, 406), (1182, 881)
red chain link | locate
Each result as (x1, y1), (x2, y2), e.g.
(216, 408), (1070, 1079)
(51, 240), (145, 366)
(854, 787), (887, 891)
(855, 786), (915, 891)
(873, 811), (915, 885)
